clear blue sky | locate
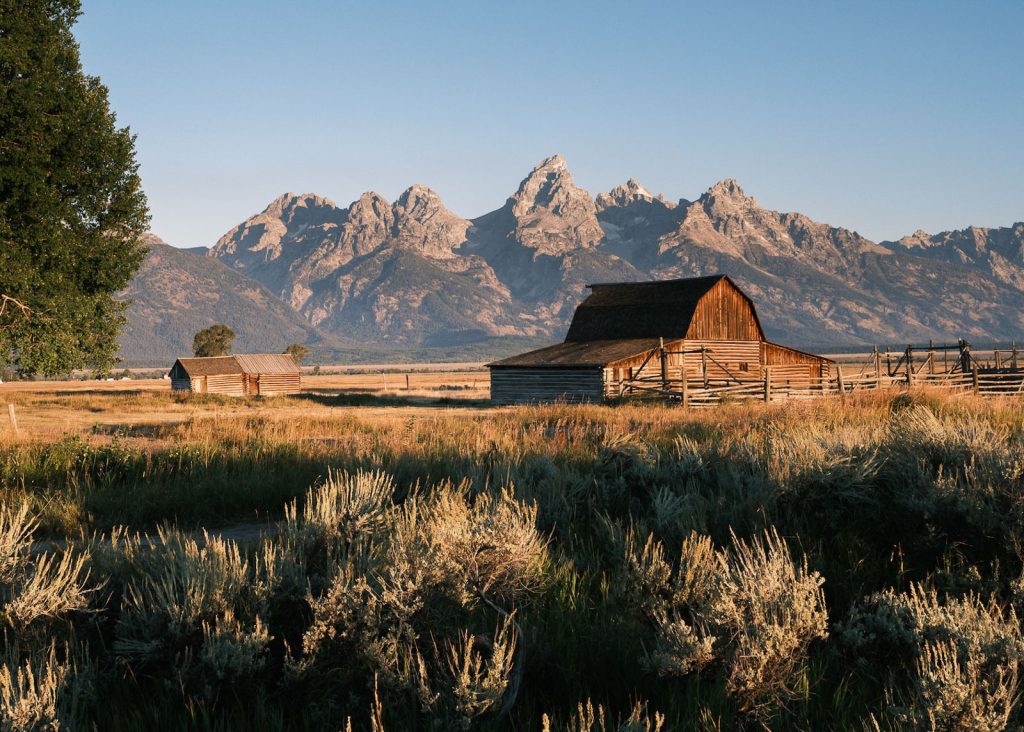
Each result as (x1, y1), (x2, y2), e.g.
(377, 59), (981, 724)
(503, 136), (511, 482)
(75, 1), (1024, 248)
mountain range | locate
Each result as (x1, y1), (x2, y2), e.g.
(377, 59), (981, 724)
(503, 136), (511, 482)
(117, 156), (1024, 363)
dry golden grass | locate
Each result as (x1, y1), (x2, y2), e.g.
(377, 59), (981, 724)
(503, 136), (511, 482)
(2, 380), (1024, 728)
(0, 370), (492, 442)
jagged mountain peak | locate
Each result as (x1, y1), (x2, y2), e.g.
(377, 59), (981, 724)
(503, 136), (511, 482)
(513, 154), (580, 207)
(209, 191), (346, 270)
(344, 192), (395, 242)
(261, 191), (338, 218)
(533, 153), (569, 173)
(392, 184), (469, 259)
(596, 178), (674, 211)
(503, 154), (603, 253)
(351, 190), (390, 211)
(395, 183), (443, 209)
(702, 178), (756, 207)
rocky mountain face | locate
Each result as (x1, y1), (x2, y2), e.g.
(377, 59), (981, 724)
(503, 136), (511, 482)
(128, 154), (1023, 357)
(598, 180), (1024, 345)
(210, 185), (527, 346)
(882, 223), (1024, 290)
(117, 235), (322, 363)
(462, 155), (644, 328)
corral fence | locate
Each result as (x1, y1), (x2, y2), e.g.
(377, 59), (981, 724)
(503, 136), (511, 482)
(619, 339), (1024, 407)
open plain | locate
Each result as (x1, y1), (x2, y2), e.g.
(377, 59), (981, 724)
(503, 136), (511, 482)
(2, 370), (1024, 729)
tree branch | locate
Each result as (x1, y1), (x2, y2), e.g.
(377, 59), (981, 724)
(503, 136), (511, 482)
(0, 295), (31, 319)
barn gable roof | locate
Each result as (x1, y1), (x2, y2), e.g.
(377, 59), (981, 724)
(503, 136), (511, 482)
(564, 275), (765, 342)
(172, 354), (299, 378)
(232, 354), (301, 374)
(488, 338), (664, 368)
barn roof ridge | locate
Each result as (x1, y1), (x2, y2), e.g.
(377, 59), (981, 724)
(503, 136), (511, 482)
(565, 274), (764, 342)
(172, 353), (300, 377)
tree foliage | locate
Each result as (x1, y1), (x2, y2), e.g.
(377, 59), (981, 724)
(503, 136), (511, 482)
(0, 0), (149, 376)
(193, 324), (235, 358)
(285, 343), (310, 364)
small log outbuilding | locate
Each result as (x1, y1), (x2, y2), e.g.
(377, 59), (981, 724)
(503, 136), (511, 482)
(488, 275), (831, 404)
(169, 354), (301, 396)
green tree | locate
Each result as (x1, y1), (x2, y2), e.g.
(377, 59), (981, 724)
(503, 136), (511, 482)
(0, 0), (149, 376)
(285, 343), (310, 364)
(193, 324), (235, 357)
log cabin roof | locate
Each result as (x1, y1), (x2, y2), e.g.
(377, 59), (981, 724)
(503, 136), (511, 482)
(171, 354), (300, 378)
(564, 275), (765, 342)
(488, 339), (663, 368)
(232, 354), (301, 374)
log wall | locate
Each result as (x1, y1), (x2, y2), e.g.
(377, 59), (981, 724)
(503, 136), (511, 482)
(205, 374), (246, 397)
(490, 368), (605, 405)
(256, 374), (302, 396)
(682, 339), (761, 379)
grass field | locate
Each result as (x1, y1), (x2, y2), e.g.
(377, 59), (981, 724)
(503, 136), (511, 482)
(2, 375), (1023, 730)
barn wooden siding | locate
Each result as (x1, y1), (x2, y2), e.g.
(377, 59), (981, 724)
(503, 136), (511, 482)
(684, 280), (763, 341)
(490, 368), (605, 405)
(761, 341), (832, 385)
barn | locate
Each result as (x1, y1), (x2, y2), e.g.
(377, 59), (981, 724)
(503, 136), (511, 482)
(168, 354), (301, 396)
(488, 275), (831, 404)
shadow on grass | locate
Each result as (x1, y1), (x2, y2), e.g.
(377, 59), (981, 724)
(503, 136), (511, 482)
(291, 391), (492, 408)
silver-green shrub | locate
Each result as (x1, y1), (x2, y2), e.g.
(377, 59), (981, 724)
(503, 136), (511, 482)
(0, 645), (66, 732)
(843, 584), (1022, 729)
(626, 528), (828, 723)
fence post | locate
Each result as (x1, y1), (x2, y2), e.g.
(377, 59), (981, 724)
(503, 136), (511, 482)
(659, 337), (669, 397)
(405, 373), (411, 391)
(836, 365), (845, 399)
(680, 371), (689, 409)
(959, 340), (972, 374)
(972, 365), (980, 395)
(6, 404), (17, 436)
(873, 347), (882, 386)
(763, 366), (772, 403)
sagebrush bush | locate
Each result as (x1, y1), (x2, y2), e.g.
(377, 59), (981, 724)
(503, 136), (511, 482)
(6, 393), (1024, 728)
(0, 503), (89, 634)
(625, 527), (828, 723)
(541, 699), (665, 732)
(909, 639), (1018, 732)
(113, 527), (271, 698)
(842, 583), (1022, 729)
(0, 645), (66, 732)
(714, 529), (828, 721)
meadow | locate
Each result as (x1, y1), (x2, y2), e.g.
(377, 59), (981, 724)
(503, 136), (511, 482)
(1, 375), (1022, 730)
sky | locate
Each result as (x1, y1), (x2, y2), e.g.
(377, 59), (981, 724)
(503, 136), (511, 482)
(75, 1), (1024, 249)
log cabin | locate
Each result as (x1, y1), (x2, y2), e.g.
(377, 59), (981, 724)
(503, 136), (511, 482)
(488, 275), (831, 404)
(169, 354), (301, 396)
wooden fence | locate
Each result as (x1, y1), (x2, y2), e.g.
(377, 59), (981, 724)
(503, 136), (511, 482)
(618, 341), (1024, 408)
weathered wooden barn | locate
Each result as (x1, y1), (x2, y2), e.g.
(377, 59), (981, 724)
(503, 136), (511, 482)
(488, 275), (832, 404)
(169, 354), (301, 396)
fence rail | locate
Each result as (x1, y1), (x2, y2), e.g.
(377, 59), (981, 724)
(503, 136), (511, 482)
(618, 364), (1023, 407)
